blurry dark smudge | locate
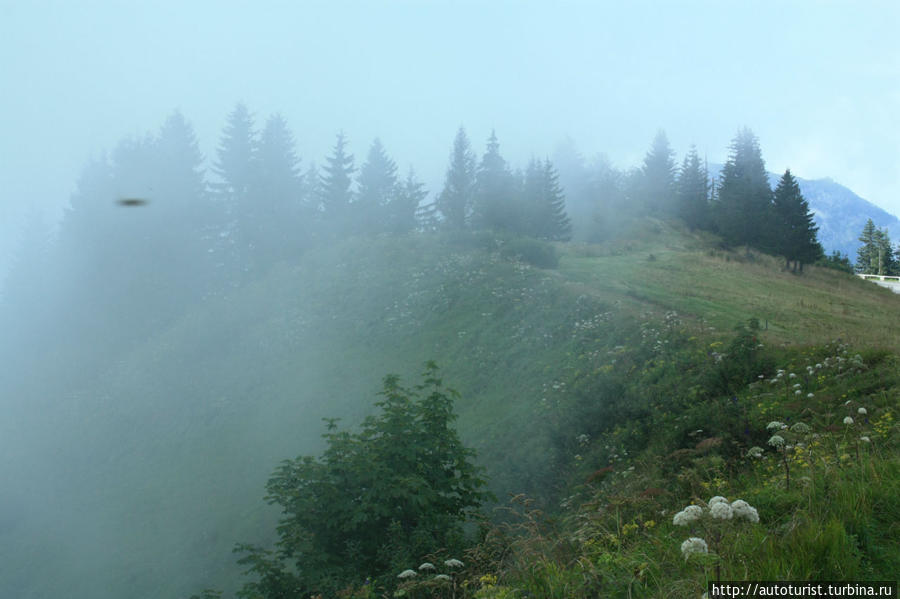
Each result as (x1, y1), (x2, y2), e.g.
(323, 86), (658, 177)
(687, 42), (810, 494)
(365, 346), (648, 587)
(116, 198), (150, 207)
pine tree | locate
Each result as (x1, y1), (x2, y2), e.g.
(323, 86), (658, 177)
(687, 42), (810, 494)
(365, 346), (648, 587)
(523, 158), (571, 241)
(255, 113), (305, 260)
(356, 138), (399, 234)
(390, 167), (428, 234)
(873, 228), (898, 275)
(675, 146), (710, 230)
(638, 130), (676, 214)
(771, 169), (822, 271)
(212, 103), (257, 207)
(715, 128), (773, 249)
(437, 127), (476, 230)
(472, 130), (517, 232)
(319, 132), (356, 234)
(856, 219), (878, 274)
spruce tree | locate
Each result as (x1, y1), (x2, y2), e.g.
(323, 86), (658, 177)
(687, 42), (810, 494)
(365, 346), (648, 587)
(437, 126), (476, 230)
(212, 103), (256, 207)
(356, 138), (399, 234)
(390, 167), (427, 234)
(638, 130), (676, 214)
(715, 128), (773, 249)
(675, 146), (710, 230)
(523, 158), (571, 241)
(255, 114), (305, 260)
(771, 169), (822, 271)
(856, 219), (878, 274)
(472, 130), (516, 232)
(319, 132), (356, 234)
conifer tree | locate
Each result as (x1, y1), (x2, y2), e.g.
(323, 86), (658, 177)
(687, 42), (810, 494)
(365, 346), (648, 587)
(212, 103), (257, 207)
(855, 219), (878, 274)
(356, 138), (399, 233)
(638, 130), (676, 214)
(715, 128), (773, 249)
(255, 114), (305, 260)
(319, 132), (356, 234)
(390, 167), (428, 234)
(472, 130), (517, 231)
(437, 126), (476, 230)
(675, 146), (710, 230)
(771, 169), (822, 271)
(523, 158), (571, 240)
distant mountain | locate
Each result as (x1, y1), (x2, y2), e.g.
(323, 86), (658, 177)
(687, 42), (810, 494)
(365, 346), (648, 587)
(785, 176), (899, 259)
(709, 164), (900, 259)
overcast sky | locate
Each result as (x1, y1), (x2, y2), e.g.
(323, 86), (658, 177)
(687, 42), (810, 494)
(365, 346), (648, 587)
(1, 0), (898, 253)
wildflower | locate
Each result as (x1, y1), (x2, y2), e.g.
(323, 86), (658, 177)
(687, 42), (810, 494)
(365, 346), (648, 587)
(792, 383), (802, 389)
(398, 569), (417, 579)
(710, 501), (734, 520)
(730, 500), (759, 523)
(790, 422), (811, 434)
(857, 407), (867, 415)
(768, 435), (785, 448)
(418, 562), (435, 571)
(680, 537), (709, 559)
(434, 574), (451, 582)
(795, 390), (801, 395)
(860, 436), (871, 443)
(789, 373), (797, 379)
(444, 559), (464, 568)
(766, 421), (786, 431)
(746, 446), (764, 458)
(708, 496), (729, 507)
(807, 393), (814, 398)
(843, 417), (854, 425)
(673, 505), (703, 526)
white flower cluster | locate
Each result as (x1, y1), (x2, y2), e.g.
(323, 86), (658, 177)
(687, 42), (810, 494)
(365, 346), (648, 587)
(673, 497), (760, 527)
(680, 537), (708, 558)
(766, 421), (787, 431)
(790, 422), (811, 434)
(768, 435), (785, 448)
(746, 446), (765, 458)
(672, 504), (703, 526)
(730, 500), (759, 523)
(710, 501), (734, 520)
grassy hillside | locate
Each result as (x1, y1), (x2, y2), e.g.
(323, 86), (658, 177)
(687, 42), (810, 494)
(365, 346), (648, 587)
(1, 225), (897, 599)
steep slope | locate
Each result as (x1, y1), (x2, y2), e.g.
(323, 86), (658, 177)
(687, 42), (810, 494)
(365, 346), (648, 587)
(1, 228), (898, 599)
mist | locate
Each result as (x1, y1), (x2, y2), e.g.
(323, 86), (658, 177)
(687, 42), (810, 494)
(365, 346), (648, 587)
(1, 1), (899, 598)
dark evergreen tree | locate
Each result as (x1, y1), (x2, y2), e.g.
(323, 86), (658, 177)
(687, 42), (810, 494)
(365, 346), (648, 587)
(319, 132), (356, 234)
(675, 145), (710, 230)
(389, 167), (428, 234)
(522, 158), (571, 240)
(637, 130), (676, 214)
(437, 126), (476, 230)
(855, 218), (878, 274)
(472, 130), (517, 232)
(715, 128), (773, 249)
(211, 103), (257, 272)
(873, 228), (898, 275)
(254, 114), (305, 262)
(356, 138), (399, 234)
(212, 103), (256, 207)
(771, 169), (822, 271)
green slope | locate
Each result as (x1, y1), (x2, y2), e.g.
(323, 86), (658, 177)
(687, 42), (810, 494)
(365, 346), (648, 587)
(1, 227), (897, 599)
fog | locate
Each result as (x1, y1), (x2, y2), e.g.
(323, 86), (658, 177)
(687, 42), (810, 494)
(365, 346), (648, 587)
(1, 1), (898, 598)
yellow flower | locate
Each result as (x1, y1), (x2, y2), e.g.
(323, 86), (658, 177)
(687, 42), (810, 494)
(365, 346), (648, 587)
(479, 574), (497, 587)
(643, 520), (656, 529)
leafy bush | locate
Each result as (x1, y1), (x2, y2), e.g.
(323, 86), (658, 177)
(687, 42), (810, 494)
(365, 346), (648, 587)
(499, 237), (559, 268)
(234, 363), (490, 598)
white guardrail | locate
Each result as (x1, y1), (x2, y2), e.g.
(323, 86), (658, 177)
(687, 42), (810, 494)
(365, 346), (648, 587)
(857, 273), (900, 294)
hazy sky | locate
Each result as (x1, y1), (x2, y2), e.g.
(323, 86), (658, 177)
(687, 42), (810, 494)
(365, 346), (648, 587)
(1, 0), (898, 247)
